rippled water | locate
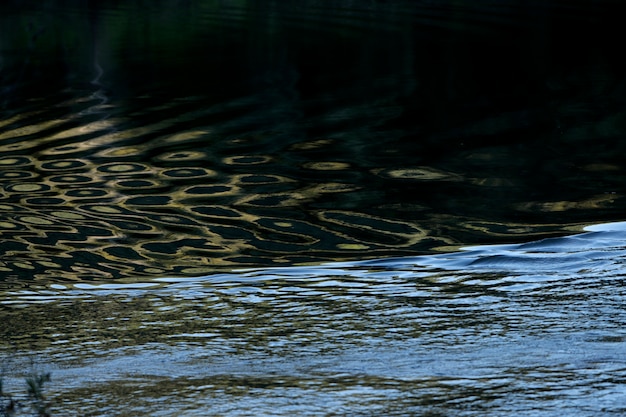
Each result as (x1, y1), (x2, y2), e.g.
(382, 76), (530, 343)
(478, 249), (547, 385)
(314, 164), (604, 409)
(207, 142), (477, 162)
(3, 222), (626, 416)
(2, 1), (626, 416)
(1, 0), (625, 280)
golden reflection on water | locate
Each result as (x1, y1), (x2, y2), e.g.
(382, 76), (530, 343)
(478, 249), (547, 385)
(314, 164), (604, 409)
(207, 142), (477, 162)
(1, 99), (461, 281)
(0, 94), (601, 281)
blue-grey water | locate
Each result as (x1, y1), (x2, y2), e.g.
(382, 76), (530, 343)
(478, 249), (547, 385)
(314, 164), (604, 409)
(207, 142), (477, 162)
(2, 1), (626, 416)
(2, 222), (626, 416)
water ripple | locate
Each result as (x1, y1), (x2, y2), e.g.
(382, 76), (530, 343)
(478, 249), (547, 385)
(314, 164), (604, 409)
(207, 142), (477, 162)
(2, 223), (626, 415)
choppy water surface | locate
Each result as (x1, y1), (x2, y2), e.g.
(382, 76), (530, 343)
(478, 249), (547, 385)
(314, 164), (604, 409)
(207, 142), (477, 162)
(1, 1), (626, 415)
(3, 222), (626, 416)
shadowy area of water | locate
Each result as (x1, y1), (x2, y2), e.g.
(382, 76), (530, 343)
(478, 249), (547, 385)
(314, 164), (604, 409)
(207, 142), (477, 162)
(1, 0), (625, 279)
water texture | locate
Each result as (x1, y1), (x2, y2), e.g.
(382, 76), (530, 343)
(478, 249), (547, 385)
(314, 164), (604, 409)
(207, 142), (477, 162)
(3, 222), (626, 416)
(1, 1), (626, 415)
(1, 0), (625, 279)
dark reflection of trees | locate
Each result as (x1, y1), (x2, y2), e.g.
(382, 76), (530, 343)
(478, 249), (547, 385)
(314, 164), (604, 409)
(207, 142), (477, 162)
(2, 1), (622, 112)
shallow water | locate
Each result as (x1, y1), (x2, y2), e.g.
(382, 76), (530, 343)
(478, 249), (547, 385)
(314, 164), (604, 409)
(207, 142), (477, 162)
(2, 1), (626, 416)
(2, 222), (626, 416)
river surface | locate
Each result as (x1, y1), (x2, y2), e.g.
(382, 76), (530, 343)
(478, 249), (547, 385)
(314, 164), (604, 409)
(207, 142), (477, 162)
(3, 222), (626, 416)
(1, 1), (626, 416)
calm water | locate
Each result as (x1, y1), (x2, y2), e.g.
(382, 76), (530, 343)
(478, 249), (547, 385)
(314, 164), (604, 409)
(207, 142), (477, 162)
(1, 1), (626, 415)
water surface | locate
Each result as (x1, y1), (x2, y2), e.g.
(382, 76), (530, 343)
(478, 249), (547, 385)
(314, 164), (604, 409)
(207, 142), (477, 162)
(1, 0), (625, 279)
(3, 222), (626, 416)
(1, 1), (626, 415)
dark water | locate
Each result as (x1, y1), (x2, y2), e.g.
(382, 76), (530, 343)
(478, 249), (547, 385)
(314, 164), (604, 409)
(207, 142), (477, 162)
(1, 1), (626, 415)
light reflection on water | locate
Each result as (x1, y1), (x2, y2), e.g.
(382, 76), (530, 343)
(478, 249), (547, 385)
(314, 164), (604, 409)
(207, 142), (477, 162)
(2, 222), (626, 416)
(1, 0), (626, 280)
(2, 1), (626, 415)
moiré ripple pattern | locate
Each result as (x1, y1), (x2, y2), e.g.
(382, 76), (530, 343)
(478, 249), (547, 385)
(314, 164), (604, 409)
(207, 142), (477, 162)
(0, 94), (440, 280)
